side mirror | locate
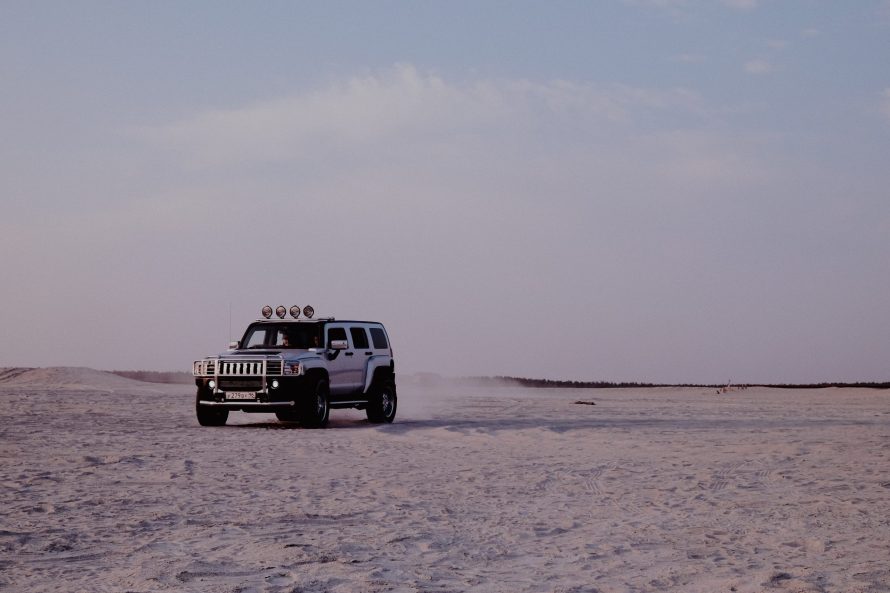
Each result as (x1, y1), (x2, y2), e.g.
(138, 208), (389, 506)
(228, 341), (240, 350)
(329, 339), (348, 350)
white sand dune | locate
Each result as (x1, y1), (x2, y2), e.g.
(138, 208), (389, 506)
(1, 372), (889, 592)
(0, 366), (172, 393)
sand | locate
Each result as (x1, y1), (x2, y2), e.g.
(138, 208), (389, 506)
(1, 369), (889, 592)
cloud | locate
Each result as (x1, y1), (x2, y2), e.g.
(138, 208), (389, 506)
(801, 28), (821, 38)
(140, 65), (774, 212)
(744, 59), (776, 75)
(133, 64), (775, 239)
(140, 64), (713, 170)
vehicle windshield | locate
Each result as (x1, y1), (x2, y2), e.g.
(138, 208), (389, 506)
(241, 323), (323, 349)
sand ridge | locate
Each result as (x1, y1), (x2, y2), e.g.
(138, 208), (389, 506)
(1, 376), (889, 592)
(0, 366), (181, 393)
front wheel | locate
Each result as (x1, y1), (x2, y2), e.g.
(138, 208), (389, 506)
(367, 380), (397, 423)
(195, 391), (228, 426)
(301, 377), (330, 428)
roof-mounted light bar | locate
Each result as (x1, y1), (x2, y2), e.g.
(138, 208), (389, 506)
(260, 304), (316, 319)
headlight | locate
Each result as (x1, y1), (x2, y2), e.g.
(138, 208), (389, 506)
(283, 363), (303, 375)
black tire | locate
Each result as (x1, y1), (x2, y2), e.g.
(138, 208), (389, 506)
(195, 391), (228, 426)
(366, 380), (397, 423)
(301, 377), (330, 428)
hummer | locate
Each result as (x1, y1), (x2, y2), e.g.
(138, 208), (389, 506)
(192, 305), (396, 428)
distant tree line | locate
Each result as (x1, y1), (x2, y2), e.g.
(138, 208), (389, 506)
(457, 376), (670, 389)
(458, 376), (890, 390)
(755, 382), (890, 390)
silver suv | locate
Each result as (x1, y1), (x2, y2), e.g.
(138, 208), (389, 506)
(192, 306), (396, 428)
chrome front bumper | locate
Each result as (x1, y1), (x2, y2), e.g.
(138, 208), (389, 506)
(197, 400), (295, 408)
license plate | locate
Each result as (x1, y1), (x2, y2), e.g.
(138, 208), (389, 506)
(225, 392), (256, 400)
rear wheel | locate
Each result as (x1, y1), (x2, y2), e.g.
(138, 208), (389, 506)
(275, 411), (299, 422)
(195, 391), (228, 426)
(301, 377), (330, 428)
(366, 380), (397, 423)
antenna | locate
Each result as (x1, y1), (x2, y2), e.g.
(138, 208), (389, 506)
(228, 302), (232, 342)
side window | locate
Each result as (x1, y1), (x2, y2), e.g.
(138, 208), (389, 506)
(350, 327), (369, 349)
(370, 327), (389, 350)
(327, 326), (347, 347)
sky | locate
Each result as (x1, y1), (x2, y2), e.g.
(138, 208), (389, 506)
(2, 1), (889, 384)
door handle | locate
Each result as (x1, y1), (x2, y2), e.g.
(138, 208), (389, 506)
(345, 352), (354, 356)
(365, 351), (372, 356)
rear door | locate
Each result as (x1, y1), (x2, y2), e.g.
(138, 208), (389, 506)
(349, 326), (372, 390)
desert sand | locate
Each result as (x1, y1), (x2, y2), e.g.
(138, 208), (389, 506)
(1, 368), (889, 593)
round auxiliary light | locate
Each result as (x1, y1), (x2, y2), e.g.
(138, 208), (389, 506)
(261, 305), (273, 319)
(275, 305), (287, 319)
(290, 306), (301, 319)
(271, 380), (279, 389)
(303, 305), (314, 319)
(208, 380), (216, 390)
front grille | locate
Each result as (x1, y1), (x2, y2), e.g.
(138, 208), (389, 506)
(219, 378), (263, 391)
(219, 360), (265, 376)
(193, 356), (283, 377)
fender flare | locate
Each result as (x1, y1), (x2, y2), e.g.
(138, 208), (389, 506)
(303, 367), (329, 383)
(363, 358), (394, 393)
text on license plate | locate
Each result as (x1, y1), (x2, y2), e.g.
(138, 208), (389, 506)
(225, 392), (256, 400)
